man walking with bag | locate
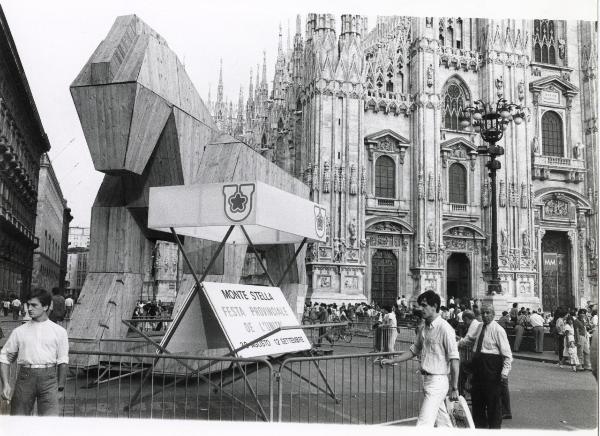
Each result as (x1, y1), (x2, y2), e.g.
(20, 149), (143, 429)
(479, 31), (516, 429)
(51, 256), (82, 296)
(381, 290), (460, 427)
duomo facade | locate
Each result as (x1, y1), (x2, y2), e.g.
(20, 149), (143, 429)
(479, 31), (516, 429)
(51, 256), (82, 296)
(208, 15), (598, 310)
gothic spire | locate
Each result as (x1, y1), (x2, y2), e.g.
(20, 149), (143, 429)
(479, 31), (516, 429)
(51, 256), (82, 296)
(256, 62), (260, 95)
(248, 68), (253, 103)
(237, 86), (244, 114)
(217, 58), (223, 99)
(278, 23), (283, 57)
(287, 19), (291, 53)
(261, 51), (267, 86)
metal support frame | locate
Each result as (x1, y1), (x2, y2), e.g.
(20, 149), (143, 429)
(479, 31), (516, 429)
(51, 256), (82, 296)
(124, 224), (320, 421)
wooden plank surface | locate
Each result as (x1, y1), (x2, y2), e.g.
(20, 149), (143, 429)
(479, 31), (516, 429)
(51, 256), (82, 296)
(68, 272), (142, 342)
(137, 37), (180, 107)
(71, 83), (137, 173)
(173, 108), (216, 184)
(197, 142), (309, 198)
(176, 61), (215, 127)
(112, 34), (150, 83)
(90, 15), (138, 84)
(124, 84), (172, 174)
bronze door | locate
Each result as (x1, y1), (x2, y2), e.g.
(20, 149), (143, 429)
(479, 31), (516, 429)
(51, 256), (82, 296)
(541, 231), (572, 310)
(371, 250), (398, 308)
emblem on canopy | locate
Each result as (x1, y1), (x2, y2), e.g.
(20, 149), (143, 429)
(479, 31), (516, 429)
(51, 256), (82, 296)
(314, 206), (326, 238)
(223, 183), (255, 222)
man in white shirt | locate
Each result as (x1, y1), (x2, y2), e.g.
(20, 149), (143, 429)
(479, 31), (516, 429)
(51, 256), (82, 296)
(11, 297), (21, 320)
(528, 311), (545, 353)
(459, 304), (512, 429)
(64, 296), (74, 318)
(0, 288), (69, 415)
(381, 290), (459, 427)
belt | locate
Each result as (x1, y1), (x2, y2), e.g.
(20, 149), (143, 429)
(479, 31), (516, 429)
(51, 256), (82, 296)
(420, 370), (433, 376)
(20, 364), (57, 368)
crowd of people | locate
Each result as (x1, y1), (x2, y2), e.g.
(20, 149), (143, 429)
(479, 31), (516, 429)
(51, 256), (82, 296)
(132, 299), (172, 332)
(302, 293), (597, 429)
(1, 288), (73, 326)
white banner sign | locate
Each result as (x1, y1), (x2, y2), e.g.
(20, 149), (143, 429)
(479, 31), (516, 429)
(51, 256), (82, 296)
(201, 282), (311, 358)
(148, 181), (327, 244)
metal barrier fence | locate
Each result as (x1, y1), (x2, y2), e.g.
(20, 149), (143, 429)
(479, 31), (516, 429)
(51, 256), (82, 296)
(276, 351), (422, 424)
(55, 348), (422, 424)
(125, 317), (172, 334)
(61, 350), (274, 421)
(302, 321), (418, 350)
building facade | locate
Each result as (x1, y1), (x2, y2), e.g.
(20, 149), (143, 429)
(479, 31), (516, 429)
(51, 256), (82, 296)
(68, 226), (90, 249)
(31, 153), (71, 291)
(65, 226), (89, 298)
(65, 247), (87, 299)
(212, 15), (598, 311)
(0, 6), (51, 299)
(141, 240), (181, 304)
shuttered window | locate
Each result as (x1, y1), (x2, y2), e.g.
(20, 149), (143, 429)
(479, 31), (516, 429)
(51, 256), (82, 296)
(449, 163), (467, 204)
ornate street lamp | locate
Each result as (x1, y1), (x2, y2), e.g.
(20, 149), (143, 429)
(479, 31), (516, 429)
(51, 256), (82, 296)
(459, 99), (525, 295)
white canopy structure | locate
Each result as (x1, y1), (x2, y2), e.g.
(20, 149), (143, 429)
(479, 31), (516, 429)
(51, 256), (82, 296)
(148, 181), (328, 244)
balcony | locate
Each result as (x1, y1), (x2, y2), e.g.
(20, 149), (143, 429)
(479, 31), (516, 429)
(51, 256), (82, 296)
(365, 197), (410, 217)
(532, 154), (586, 182)
(377, 198), (395, 207)
(443, 202), (479, 221)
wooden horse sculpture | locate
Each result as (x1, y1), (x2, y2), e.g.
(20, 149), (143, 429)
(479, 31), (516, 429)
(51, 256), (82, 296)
(69, 15), (308, 353)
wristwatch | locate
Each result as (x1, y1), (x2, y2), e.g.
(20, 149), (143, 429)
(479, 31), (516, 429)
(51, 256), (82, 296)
(58, 387), (64, 392)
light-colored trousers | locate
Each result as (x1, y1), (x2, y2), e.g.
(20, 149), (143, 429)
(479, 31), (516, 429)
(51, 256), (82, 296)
(417, 374), (453, 427)
(577, 335), (592, 369)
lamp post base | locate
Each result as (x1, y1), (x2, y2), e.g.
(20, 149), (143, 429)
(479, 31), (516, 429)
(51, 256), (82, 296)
(487, 281), (502, 295)
(481, 293), (509, 316)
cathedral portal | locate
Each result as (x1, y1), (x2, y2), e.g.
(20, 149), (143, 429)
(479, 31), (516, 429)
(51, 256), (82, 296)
(541, 231), (572, 310)
(446, 252), (470, 304)
(370, 250), (397, 308)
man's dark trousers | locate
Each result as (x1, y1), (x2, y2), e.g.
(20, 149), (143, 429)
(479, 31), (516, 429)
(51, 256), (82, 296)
(471, 353), (504, 429)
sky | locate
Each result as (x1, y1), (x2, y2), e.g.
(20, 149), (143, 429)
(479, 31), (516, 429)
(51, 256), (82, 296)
(0, 0), (596, 227)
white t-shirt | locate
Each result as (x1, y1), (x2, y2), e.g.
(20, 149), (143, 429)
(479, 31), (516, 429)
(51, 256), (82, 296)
(466, 319), (481, 337)
(0, 319), (69, 365)
(529, 312), (544, 328)
(383, 311), (397, 328)
(11, 299), (21, 308)
(65, 297), (74, 307)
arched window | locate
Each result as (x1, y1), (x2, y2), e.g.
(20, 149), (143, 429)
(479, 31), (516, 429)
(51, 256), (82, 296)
(386, 81), (394, 93)
(449, 163), (467, 204)
(549, 46), (556, 64)
(541, 111), (564, 157)
(375, 155), (395, 198)
(443, 79), (469, 130)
